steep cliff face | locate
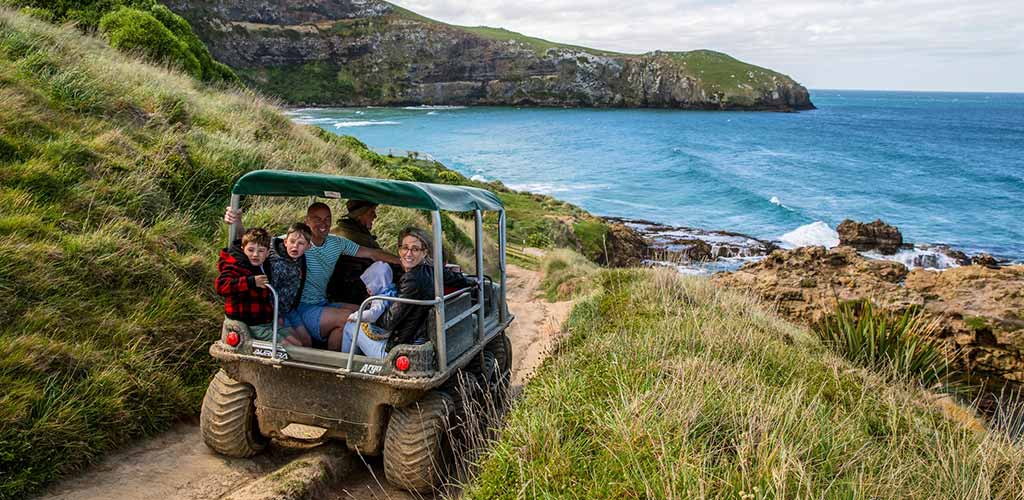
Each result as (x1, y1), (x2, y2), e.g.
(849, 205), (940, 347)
(165, 0), (814, 110)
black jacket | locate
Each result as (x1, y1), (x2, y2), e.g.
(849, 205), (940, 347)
(378, 262), (471, 351)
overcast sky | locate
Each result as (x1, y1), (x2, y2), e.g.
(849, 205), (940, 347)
(395, 0), (1024, 92)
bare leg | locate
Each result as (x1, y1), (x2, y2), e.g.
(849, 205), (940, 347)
(284, 325), (312, 347)
(318, 304), (358, 339)
(326, 326), (344, 351)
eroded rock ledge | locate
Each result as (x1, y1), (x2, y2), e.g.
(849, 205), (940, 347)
(714, 245), (1024, 389)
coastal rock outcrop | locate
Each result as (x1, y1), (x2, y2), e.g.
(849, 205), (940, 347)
(164, 0), (814, 110)
(602, 222), (649, 268)
(713, 246), (1024, 388)
(610, 218), (777, 263)
(837, 219), (904, 254)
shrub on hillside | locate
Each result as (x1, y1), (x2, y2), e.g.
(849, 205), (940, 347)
(98, 7), (201, 78)
(17, 6), (52, 22)
(5, 0), (152, 30)
(332, 134), (386, 168)
(6, 0), (239, 84)
(438, 170), (463, 184)
(147, 4), (237, 84)
(815, 300), (950, 386)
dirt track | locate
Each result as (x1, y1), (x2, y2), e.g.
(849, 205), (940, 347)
(39, 263), (571, 500)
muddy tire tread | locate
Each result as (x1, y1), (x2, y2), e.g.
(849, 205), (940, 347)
(383, 391), (453, 492)
(486, 333), (512, 387)
(200, 370), (266, 458)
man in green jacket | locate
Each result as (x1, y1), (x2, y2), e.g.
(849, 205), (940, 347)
(336, 199), (380, 249)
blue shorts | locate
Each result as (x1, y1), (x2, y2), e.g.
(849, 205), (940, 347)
(295, 300), (346, 342)
(283, 310), (304, 329)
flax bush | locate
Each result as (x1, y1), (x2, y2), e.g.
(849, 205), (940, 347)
(816, 300), (949, 387)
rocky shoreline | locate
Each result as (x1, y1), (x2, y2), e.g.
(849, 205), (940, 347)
(602, 217), (1023, 393)
(612, 216), (1014, 274)
(607, 217), (1021, 394)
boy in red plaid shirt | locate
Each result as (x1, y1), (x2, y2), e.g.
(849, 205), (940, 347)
(216, 228), (290, 340)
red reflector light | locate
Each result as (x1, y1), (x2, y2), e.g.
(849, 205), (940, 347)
(395, 355), (410, 372)
(225, 331), (240, 347)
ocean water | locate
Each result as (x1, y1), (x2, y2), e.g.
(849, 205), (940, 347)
(289, 91), (1024, 261)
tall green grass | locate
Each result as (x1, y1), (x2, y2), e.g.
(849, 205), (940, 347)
(540, 248), (598, 301)
(465, 267), (1024, 498)
(0, 9), (411, 499)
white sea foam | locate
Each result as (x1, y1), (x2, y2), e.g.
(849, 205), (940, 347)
(506, 182), (606, 195)
(470, 174), (488, 183)
(333, 121), (401, 128)
(646, 255), (763, 276)
(402, 105), (467, 110)
(427, 111), (438, 115)
(779, 221), (839, 249)
(862, 247), (961, 270)
(506, 182), (568, 194)
(770, 196), (782, 205)
(290, 117), (335, 124)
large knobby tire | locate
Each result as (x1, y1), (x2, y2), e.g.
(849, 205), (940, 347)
(200, 370), (267, 458)
(485, 333), (512, 390)
(383, 391), (454, 493)
(441, 370), (481, 438)
(477, 351), (505, 413)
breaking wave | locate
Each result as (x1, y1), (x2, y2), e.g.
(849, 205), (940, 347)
(333, 121), (401, 128)
(779, 221), (839, 249)
(402, 105), (467, 110)
(863, 247), (962, 270)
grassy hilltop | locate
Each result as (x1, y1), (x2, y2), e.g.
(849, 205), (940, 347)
(466, 256), (1024, 498)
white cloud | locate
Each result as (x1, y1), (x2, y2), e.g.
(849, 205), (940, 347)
(392, 0), (1024, 91)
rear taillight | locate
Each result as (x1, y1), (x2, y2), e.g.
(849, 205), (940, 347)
(225, 331), (240, 347)
(395, 355), (410, 372)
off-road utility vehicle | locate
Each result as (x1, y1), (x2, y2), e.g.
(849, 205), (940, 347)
(200, 170), (513, 492)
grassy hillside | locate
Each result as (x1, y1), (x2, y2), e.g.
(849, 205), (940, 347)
(384, 3), (626, 58)
(3, 0), (237, 83)
(0, 8), (629, 497)
(465, 256), (1023, 498)
(0, 9), (436, 498)
(664, 49), (793, 96)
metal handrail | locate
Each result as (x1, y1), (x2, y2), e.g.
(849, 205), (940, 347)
(345, 294), (442, 372)
(444, 285), (475, 300)
(267, 283), (280, 362)
(342, 283), (482, 372)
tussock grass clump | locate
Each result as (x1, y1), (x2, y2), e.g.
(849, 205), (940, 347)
(0, 9), (423, 499)
(466, 269), (1024, 499)
(540, 249), (598, 301)
(816, 300), (949, 387)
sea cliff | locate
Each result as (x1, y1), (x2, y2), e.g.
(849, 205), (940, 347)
(164, 0), (814, 110)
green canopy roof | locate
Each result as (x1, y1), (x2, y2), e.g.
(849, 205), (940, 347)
(231, 170), (504, 212)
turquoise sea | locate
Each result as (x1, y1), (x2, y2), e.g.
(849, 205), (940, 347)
(289, 91), (1024, 262)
